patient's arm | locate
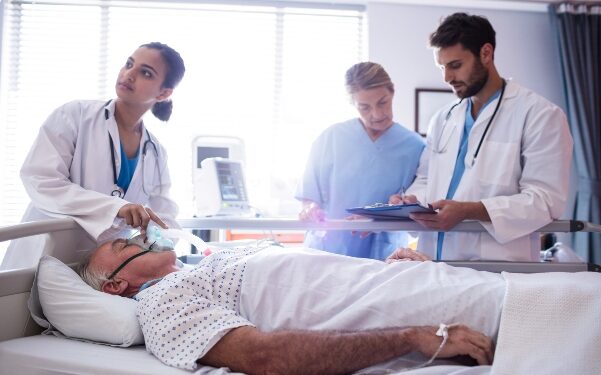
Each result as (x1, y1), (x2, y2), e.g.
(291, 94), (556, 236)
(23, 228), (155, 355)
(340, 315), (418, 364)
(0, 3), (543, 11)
(199, 324), (493, 375)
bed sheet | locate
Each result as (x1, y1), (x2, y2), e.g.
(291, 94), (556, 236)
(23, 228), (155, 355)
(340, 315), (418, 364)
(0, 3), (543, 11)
(0, 335), (239, 375)
(0, 334), (490, 375)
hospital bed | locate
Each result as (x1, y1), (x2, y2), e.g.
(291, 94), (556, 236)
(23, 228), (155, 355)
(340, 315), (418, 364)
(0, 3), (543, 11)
(0, 219), (217, 375)
(0, 218), (600, 375)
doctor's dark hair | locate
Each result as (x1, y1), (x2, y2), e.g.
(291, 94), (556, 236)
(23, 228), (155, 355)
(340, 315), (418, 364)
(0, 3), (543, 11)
(429, 13), (496, 58)
(345, 62), (394, 96)
(140, 42), (186, 122)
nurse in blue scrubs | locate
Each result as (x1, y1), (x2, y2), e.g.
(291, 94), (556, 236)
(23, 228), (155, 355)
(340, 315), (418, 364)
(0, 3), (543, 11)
(295, 62), (425, 260)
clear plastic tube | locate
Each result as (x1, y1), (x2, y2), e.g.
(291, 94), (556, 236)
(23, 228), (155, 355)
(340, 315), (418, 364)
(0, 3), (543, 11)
(161, 228), (210, 254)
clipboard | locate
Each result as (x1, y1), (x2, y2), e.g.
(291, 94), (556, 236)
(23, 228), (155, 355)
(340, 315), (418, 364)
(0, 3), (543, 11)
(346, 203), (436, 220)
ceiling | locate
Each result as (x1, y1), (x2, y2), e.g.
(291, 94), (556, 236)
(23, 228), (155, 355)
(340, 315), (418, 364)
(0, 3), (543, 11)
(367, 0), (601, 12)
(510, 0), (600, 2)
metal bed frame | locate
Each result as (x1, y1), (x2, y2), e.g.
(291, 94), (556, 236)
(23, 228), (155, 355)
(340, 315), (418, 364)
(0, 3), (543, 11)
(1, 218), (600, 275)
(178, 217), (601, 273)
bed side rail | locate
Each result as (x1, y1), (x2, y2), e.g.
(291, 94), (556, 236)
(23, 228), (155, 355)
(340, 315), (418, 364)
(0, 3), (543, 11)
(0, 218), (93, 342)
(443, 261), (601, 273)
(0, 217), (80, 243)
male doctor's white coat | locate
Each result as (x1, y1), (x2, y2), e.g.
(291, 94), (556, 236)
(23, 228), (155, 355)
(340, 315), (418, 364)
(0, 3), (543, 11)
(407, 80), (573, 261)
(1, 100), (179, 270)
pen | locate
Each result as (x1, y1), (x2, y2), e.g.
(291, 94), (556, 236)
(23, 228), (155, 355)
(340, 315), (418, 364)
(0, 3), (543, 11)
(397, 186), (406, 200)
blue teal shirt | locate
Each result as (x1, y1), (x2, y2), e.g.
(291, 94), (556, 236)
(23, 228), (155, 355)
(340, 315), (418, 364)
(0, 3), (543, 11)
(437, 90), (502, 260)
(117, 142), (139, 193)
(296, 119), (425, 260)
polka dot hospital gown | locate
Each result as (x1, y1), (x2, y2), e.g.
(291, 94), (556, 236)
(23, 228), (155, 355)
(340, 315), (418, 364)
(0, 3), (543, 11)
(136, 246), (506, 371)
(135, 247), (262, 370)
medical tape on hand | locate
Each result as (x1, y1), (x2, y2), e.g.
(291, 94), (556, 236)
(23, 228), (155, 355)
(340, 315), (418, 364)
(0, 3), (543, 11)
(404, 323), (450, 372)
(355, 323), (451, 375)
(436, 323), (449, 339)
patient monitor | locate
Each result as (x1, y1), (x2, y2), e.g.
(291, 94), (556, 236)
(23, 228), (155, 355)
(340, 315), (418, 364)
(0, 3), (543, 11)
(192, 135), (245, 167)
(194, 158), (250, 216)
(192, 135), (250, 217)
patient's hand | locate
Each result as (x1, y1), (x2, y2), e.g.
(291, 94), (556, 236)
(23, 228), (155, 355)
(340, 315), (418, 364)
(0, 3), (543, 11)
(386, 247), (431, 263)
(413, 324), (494, 365)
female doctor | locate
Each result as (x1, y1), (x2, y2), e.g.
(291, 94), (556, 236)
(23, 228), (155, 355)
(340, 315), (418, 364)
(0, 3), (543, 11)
(1, 42), (186, 270)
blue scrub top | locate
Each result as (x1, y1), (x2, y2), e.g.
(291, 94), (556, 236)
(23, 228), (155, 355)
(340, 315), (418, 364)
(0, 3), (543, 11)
(117, 142), (139, 193)
(295, 118), (425, 260)
(436, 89), (502, 260)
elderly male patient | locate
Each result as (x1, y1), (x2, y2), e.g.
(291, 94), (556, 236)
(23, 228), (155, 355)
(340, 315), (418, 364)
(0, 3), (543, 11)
(79, 238), (504, 374)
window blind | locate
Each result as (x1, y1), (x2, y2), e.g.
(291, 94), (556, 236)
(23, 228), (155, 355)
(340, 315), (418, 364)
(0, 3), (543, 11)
(0, 0), (365, 256)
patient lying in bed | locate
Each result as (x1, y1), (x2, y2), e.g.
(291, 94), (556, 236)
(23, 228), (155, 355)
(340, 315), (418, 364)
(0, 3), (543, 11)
(78, 238), (506, 374)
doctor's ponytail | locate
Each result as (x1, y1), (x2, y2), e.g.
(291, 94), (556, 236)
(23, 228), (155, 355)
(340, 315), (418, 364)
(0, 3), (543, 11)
(141, 42), (185, 122)
(152, 100), (173, 122)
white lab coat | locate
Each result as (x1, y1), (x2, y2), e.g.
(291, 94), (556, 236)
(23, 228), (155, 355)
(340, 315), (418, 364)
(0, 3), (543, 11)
(407, 80), (573, 261)
(1, 100), (179, 270)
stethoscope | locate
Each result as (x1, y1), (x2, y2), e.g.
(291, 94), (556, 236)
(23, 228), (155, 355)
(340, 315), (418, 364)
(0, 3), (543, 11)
(433, 79), (506, 166)
(104, 100), (162, 198)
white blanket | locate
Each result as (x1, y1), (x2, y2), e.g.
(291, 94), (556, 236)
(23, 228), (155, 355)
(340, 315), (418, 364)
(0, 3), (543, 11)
(492, 271), (601, 375)
(242, 248), (506, 337)
(241, 247), (506, 372)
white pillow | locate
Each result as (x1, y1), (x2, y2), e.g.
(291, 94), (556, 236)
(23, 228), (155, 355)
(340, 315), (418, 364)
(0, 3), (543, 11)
(28, 255), (144, 346)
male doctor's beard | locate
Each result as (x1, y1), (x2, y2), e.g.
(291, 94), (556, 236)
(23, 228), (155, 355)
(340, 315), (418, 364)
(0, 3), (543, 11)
(454, 59), (489, 99)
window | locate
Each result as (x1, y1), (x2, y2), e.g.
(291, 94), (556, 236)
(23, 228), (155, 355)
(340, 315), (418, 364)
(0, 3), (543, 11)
(0, 1), (365, 257)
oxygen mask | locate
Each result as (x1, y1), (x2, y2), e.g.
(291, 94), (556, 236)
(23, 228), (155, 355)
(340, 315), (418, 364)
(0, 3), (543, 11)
(143, 225), (211, 256)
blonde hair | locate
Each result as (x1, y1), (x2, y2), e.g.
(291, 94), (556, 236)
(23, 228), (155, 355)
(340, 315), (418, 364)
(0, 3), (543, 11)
(345, 62), (394, 95)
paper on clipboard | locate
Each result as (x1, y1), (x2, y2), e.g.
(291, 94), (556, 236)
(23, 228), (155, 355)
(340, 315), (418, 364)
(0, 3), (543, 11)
(346, 203), (436, 220)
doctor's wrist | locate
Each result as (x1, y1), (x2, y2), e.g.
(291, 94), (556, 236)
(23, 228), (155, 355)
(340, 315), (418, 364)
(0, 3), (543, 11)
(462, 201), (490, 222)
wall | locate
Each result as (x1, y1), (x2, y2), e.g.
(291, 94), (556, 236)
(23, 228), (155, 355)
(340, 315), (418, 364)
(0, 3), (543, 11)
(367, 2), (565, 131)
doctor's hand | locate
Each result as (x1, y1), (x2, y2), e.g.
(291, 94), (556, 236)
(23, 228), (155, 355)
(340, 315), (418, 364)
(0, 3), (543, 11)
(117, 204), (168, 234)
(386, 247), (431, 263)
(299, 201), (325, 222)
(413, 324), (494, 365)
(389, 193), (418, 205)
(409, 200), (489, 231)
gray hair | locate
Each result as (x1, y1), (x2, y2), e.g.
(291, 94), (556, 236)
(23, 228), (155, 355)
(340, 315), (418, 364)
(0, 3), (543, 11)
(76, 253), (110, 291)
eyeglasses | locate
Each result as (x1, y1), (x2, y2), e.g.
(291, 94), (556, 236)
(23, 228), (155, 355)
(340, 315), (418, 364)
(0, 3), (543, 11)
(107, 237), (157, 280)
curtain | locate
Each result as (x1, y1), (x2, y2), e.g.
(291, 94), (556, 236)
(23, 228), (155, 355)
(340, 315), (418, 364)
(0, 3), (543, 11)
(550, 3), (601, 263)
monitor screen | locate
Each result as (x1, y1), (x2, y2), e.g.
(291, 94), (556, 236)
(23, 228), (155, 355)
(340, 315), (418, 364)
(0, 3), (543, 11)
(216, 161), (247, 202)
(197, 147), (229, 168)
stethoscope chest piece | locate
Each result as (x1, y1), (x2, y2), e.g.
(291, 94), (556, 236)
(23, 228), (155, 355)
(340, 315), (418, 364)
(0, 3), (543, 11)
(111, 187), (125, 198)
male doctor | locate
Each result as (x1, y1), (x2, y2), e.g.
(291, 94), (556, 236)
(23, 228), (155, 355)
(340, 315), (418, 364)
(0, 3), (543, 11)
(391, 13), (573, 261)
